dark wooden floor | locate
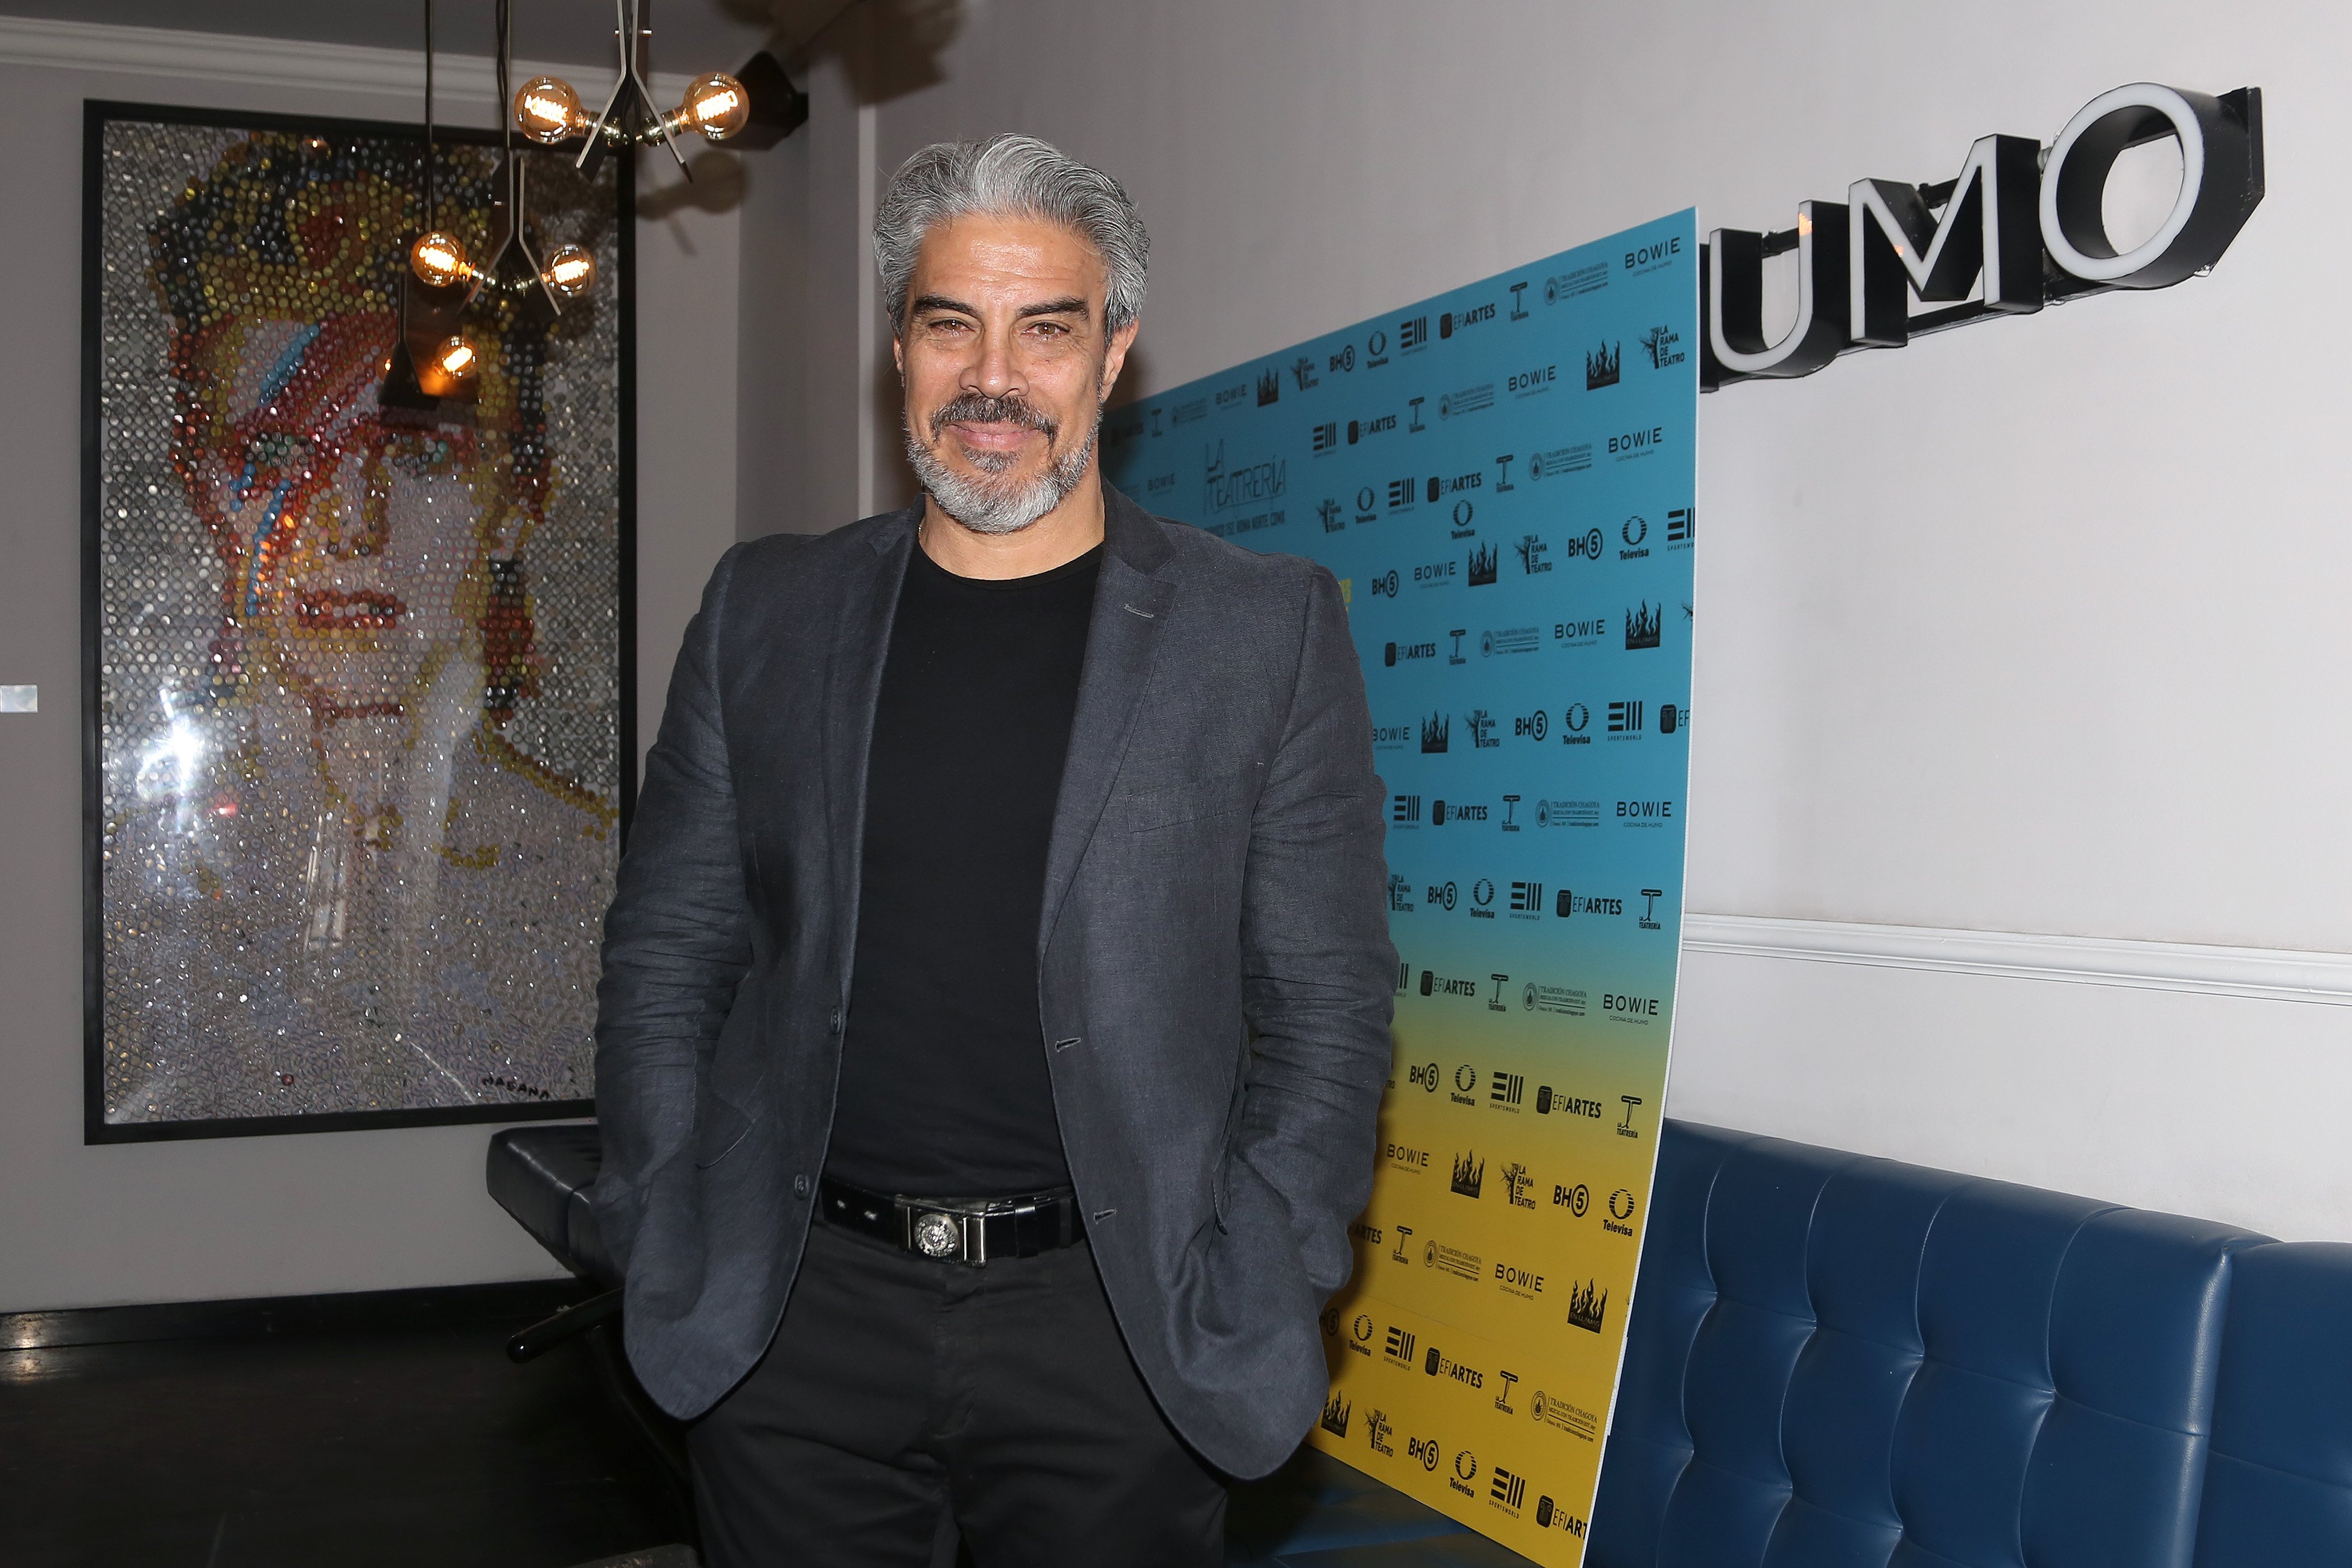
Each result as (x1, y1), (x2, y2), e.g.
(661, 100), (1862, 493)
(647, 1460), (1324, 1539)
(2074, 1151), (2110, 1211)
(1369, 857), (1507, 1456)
(0, 1313), (687, 1568)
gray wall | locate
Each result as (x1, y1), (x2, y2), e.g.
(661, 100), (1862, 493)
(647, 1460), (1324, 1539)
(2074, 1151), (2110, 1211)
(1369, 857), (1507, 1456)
(761, 0), (2352, 1242)
(0, 24), (740, 1312)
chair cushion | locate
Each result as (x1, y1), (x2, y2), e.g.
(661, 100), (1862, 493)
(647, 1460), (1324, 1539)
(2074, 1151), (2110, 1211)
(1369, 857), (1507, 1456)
(486, 1125), (615, 1284)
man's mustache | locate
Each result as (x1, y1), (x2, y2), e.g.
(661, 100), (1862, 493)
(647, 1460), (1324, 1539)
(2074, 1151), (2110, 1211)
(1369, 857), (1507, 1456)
(929, 391), (1058, 443)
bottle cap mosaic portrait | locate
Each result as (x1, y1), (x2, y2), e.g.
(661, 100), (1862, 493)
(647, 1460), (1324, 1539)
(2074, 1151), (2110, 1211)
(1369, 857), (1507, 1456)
(82, 101), (632, 1140)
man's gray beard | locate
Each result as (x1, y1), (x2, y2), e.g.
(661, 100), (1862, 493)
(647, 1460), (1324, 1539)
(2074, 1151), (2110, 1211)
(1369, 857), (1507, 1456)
(905, 410), (1100, 536)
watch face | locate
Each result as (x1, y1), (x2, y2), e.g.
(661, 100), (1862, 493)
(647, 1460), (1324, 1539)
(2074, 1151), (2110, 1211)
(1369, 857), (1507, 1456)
(915, 1212), (960, 1258)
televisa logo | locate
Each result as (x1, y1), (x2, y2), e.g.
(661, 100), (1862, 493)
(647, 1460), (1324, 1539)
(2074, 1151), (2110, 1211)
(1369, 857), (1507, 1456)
(1703, 83), (2263, 389)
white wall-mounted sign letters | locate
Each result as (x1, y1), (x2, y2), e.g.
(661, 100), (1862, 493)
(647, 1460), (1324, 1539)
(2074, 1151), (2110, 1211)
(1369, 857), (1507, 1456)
(1704, 84), (2264, 389)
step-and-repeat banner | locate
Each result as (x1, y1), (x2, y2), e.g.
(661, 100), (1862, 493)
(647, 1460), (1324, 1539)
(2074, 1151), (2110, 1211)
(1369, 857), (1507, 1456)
(1104, 211), (1698, 1565)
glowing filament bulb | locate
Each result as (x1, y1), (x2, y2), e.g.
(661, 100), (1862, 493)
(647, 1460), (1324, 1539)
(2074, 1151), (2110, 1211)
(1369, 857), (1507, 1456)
(433, 337), (478, 379)
(409, 230), (472, 288)
(541, 244), (597, 299)
(514, 75), (585, 144)
(672, 72), (750, 141)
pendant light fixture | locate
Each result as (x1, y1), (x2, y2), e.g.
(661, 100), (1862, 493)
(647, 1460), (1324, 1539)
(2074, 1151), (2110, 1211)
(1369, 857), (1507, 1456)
(510, 0), (806, 178)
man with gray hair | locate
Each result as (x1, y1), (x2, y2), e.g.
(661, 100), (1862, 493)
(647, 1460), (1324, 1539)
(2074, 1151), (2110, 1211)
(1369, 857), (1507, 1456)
(593, 133), (1394, 1566)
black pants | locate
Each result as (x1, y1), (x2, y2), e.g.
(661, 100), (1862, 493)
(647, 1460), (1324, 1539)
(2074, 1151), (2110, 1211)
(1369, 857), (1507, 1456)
(688, 1216), (1228, 1567)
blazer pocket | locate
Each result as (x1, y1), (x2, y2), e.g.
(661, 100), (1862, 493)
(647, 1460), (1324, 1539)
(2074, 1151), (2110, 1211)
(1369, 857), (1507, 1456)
(693, 1079), (762, 1169)
(1122, 769), (1255, 834)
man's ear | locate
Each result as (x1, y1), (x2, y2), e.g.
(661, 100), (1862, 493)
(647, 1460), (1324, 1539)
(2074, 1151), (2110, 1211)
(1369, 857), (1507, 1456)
(891, 332), (904, 378)
(1099, 317), (1140, 402)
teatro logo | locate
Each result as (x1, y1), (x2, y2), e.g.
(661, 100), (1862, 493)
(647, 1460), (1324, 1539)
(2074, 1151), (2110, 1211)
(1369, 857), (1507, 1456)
(1705, 83), (2263, 388)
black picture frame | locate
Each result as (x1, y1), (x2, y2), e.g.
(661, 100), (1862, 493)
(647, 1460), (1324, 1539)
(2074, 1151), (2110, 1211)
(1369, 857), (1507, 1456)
(81, 98), (636, 1143)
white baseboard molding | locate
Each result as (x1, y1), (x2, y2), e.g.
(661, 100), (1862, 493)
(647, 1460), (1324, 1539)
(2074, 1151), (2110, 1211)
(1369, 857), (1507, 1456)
(0, 14), (693, 106)
(1682, 913), (2352, 1008)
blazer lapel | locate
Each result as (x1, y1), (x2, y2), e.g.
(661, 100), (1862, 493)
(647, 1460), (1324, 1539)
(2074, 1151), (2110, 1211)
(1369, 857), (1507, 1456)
(1039, 487), (1178, 951)
(822, 509), (918, 941)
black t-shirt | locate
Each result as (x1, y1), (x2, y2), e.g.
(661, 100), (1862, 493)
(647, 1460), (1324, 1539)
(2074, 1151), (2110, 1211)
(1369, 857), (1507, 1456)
(823, 539), (1103, 1198)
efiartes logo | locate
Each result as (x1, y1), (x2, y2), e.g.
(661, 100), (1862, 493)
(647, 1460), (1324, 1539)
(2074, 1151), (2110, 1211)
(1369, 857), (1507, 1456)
(1704, 83), (2263, 389)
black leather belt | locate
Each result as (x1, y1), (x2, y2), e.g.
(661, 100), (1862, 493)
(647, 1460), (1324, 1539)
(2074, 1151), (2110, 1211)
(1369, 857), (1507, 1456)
(817, 1177), (1085, 1265)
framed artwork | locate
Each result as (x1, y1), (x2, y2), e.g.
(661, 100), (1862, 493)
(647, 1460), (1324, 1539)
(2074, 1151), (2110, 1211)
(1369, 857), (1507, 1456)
(81, 100), (635, 1141)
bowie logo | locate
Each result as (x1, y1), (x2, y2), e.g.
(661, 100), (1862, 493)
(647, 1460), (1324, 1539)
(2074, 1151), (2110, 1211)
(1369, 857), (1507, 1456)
(1669, 505), (1696, 544)
(1371, 720), (1411, 749)
(1626, 601), (1663, 649)
(1385, 1140), (1431, 1170)
(1366, 1407), (1394, 1456)
(1501, 1160), (1535, 1206)
(1490, 1072), (1525, 1109)
(1320, 1392), (1350, 1438)
(1586, 340), (1621, 389)
(1508, 363), (1557, 397)
(1319, 498), (1344, 533)
(1291, 354), (1319, 390)
(1568, 1279), (1609, 1333)
(1423, 1345), (1484, 1389)
(1467, 543), (1499, 586)
(1451, 1151), (1485, 1198)
(1413, 557), (1456, 586)
(1617, 798), (1674, 825)
(1562, 526), (1606, 563)
(1384, 1325), (1417, 1366)
(1420, 713), (1449, 753)
(1604, 991), (1662, 1018)
(1490, 1467), (1529, 1515)
(1610, 425), (1665, 458)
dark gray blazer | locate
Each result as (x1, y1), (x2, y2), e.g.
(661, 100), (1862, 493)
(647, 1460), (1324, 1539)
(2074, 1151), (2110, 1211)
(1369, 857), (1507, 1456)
(591, 484), (1396, 1478)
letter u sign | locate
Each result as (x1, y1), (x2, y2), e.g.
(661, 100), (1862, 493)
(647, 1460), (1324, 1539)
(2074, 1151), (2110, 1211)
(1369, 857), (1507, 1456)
(1702, 83), (2263, 389)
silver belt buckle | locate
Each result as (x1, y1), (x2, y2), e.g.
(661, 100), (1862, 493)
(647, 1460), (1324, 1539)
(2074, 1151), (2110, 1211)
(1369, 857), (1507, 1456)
(911, 1209), (962, 1260)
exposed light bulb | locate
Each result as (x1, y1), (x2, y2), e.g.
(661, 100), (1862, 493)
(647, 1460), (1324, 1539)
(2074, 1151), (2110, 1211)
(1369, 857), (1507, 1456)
(671, 72), (749, 141)
(541, 244), (597, 299)
(432, 336), (478, 379)
(409, 230), (472, 288)
(514, 75), (585, 144)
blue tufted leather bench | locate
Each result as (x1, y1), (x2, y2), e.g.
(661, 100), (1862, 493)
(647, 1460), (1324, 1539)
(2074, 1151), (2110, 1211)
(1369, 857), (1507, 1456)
(1592, 1120), (2352, 1568)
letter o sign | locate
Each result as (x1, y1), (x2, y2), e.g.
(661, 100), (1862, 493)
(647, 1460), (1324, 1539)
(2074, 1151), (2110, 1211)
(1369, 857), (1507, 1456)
(2040, 83), (2255, 289)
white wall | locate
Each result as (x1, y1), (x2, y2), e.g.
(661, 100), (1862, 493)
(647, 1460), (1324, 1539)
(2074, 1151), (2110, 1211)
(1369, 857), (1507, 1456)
(0, 21), (739, 1312)
(768, 0), (2352, 1240)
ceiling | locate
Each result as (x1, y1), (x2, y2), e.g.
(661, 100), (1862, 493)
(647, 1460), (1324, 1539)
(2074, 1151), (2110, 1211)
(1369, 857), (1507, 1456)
(0, 0), (811, 69)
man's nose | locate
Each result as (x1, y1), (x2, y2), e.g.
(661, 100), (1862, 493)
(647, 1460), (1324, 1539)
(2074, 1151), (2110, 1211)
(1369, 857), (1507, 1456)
(964, 323), (1023, 398)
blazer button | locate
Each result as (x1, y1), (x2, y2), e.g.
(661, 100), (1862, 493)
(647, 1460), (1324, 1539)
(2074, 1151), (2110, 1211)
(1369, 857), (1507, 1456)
(828, 1009), (842, 1034)
(792, 1174), (810, 1198)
